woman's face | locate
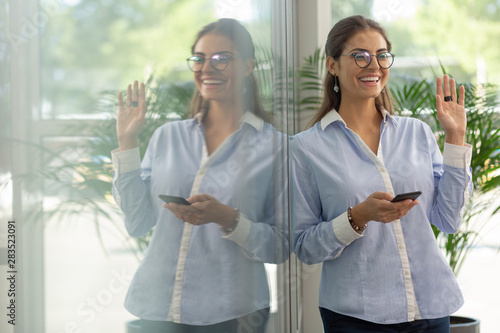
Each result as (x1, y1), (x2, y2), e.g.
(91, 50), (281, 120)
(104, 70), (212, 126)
(328, 29), (390, 103)
(192, 32), (252, 104)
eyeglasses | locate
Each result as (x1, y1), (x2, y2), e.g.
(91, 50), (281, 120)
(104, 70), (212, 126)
(341, 51), (395, 69)
(186, 54), (234, 72)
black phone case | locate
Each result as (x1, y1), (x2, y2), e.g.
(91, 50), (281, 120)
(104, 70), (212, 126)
(158, 195), (191, 205)
(391, 191), (422, 202)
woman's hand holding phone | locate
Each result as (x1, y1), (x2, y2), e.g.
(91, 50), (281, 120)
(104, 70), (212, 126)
(390, 191), (421, 202)
(351, 191), (420, 226)
(161, 194), (237, 228)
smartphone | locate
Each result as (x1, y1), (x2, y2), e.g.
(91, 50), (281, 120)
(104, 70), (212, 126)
(158, 194), (191, 205)
(391, 191), (422, 203)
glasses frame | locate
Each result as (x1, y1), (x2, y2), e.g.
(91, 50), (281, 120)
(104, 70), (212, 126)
(341, 51), (395, 69)
(186, 54), (234, 73)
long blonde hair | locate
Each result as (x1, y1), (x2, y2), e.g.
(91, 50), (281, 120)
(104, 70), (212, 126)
(308, 15), (394, 127)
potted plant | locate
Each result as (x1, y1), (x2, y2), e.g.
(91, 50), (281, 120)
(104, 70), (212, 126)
(297, 48), (500, 332)
(391, 76), (499, 333)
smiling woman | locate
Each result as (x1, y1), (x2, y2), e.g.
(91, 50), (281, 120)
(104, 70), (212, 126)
(112, 18), (288, 333)
(190, 33), (250, 119)
(292, 15), (472, 333)
(307, 20), (395, 128)
(187, 18), (271, 124)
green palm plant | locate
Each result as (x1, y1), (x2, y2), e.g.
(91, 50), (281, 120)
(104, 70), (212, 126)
(3, 74), (196, 259)
(393, 78), (500, 274)
(297, 48), (327, 115)
(3, 46), (279, 258)
(64, 75), (196, 256)
(297, 47), (500, 275)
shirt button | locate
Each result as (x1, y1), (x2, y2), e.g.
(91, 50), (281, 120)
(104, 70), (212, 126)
(399, 245), (404, 250)
(404, 270), (410, 276)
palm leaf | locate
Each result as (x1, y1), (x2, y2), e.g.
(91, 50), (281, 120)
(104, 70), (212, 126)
(297, 47), (326, 113)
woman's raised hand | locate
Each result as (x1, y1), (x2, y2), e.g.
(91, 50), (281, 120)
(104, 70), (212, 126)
(117, 80), (146, 151)
(436, 74), (467, 146)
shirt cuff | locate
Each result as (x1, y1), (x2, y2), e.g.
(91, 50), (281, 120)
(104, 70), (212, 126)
(443, 143), (472, 169)
(332, 211), (364, 245)
(111, 147), (141, 173)
(222, 213), (251, 245)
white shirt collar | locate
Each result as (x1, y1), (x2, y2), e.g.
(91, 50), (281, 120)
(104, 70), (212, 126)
(240, 111), (265, 131)
(320, 109), (343, 130)
(192, 111), (264, 132)
(320, 108), (396, 131)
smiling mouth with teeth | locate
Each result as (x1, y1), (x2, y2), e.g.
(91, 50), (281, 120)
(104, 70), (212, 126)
(203, 80), (224, 85)
(359, 77), (380, 82)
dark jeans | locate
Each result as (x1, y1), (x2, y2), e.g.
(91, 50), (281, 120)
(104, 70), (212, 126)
(140, 308), (270, 333)
(320, 307), (450, 333)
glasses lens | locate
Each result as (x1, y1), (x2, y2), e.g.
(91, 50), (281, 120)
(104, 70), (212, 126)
(353, 51), (371, 68)
(187, 56), (205, 72)
(377, 52), (394, 69)
(211, 54), (231, 71)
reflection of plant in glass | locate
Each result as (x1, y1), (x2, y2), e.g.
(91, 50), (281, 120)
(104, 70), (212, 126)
(298, 48), (500, 275)
(6, 50), (278, 257)
(4, 75), (196, 259)
(67, 76), (196, 256)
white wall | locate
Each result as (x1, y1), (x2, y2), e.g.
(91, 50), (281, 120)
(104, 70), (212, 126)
(294, 1), (332, 332)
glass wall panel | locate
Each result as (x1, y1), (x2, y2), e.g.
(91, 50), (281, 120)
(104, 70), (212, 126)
(6, 0), (296, 332)
(0, 2), (12, 331)
(0, 0), (10, 220)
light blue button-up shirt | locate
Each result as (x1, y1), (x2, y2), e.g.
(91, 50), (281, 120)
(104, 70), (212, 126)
(112, 112), (288, 325)
(292, 109), (472, 324)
